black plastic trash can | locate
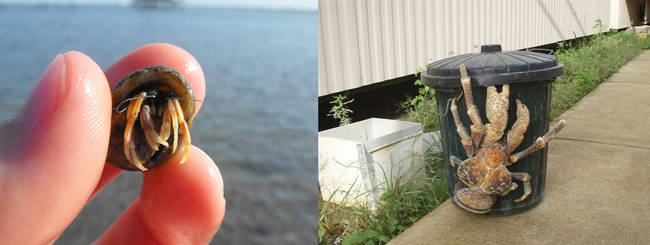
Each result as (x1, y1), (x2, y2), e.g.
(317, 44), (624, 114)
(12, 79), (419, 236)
(421, 44), (564, 216)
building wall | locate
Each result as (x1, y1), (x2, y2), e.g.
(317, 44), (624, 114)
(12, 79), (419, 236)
(318, 0), (634, 96)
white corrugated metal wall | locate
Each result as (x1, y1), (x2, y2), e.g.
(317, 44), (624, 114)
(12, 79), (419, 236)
(318, 0), (632, 96)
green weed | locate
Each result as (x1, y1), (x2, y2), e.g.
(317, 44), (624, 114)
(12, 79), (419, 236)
(399, 68), (440, 133)
(318, 147), (448, 245)
(551, 28), (650, 118)
(329, 94), (355, 126)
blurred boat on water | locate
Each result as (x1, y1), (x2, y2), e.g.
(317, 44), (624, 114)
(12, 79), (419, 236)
(132, 0), (183, 8)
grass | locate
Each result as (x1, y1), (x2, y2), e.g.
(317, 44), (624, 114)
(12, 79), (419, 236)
(318, 148), (448, 245)
(318, 28), (650, 245)
(400, 78), (439, 133)
(551, 30), (650, 118)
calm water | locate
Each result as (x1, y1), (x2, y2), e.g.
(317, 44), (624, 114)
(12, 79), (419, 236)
(0, 4), (317, 244)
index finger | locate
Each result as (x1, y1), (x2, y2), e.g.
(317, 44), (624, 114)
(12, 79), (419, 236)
(105, 43), (206, 116)
(92, 43), (207, 197)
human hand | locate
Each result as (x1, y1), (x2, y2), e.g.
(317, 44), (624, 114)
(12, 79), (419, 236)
(0, 43), (226, 244)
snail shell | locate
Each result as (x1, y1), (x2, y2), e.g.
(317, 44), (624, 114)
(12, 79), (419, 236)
(107, 65), (195, 171)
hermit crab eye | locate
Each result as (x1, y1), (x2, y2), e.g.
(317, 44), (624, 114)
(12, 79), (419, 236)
(107, 65), (196, 172)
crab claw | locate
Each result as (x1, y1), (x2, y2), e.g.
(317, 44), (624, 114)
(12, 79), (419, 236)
(482, 85), (510, 146)
(506, 99), (530, 155)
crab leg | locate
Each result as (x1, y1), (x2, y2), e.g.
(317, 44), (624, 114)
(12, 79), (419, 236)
(505, 182), (518, 196)
(156, 104), (164, 117)
(167, 100), (179, 154)
(506, 99), (530, 157)
(159, 104), (172, 142)
(450, 155), (464, 168)
(124, 92), (147, 170)
(510, 120), (567, 163)
(511, 172), (531, 202)
(124, 104), (134, 164)
(140, 104), (169, 151)
(129, 132), (148, 172)
(459, 64), (485, 149)
(173, 99), (192, 164)
(450, 97), (474, 157)
(482, 84), (509, 146)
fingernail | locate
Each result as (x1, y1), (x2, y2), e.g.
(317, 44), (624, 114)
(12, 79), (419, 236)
(209, 163), (225, 198)
(16, 54), (67, 133)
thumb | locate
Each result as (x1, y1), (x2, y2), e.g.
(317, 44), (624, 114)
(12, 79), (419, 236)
(0, 51), (112, 244)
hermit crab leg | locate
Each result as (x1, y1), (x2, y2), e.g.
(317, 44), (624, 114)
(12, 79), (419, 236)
(450, 97), (474, 157)
(139, 105), (169, 151)
(509, 120), (567, 163)
(481, 84), (510, 146)
(511, 172), (531, 202)
(167, 100), (179, 154)
(123, 92), (148, 172)
(159, 104), (172, 142)
(129, 132), (148, 172)
(156, 104), (164, 117)
(505, 99), (530, 158)
(459, 64), (485, 149)
(173, 99), (191, 164)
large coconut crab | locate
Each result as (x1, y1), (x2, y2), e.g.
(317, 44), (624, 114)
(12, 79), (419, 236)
(449, 64), (567, 214)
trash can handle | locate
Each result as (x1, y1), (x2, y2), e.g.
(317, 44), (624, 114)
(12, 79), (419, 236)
(528, 48), (554, 55)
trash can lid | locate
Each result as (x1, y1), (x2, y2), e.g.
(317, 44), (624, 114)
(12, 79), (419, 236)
(421, 44), (564, 88)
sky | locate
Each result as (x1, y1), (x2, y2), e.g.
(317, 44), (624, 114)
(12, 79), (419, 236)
(0, 0), (317, 10)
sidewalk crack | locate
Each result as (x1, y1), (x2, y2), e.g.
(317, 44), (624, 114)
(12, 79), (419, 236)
(605, 81), (650, 86)
(554, 137), (650, 150)
(601, 79), (650, 87)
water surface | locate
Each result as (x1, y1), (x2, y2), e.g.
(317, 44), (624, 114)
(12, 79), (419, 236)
(0, 4), (317, 244)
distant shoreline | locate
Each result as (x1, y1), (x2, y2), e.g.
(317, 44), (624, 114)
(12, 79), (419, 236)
(0, 3), (318, 14)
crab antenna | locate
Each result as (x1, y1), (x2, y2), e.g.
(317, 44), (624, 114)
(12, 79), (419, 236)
(115, 94), (157, 113)
(174, 97), (203, 103)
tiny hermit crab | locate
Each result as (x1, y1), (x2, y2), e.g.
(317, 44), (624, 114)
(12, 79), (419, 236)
(107, 65), (195, 172)
(449, 64), (567, 214)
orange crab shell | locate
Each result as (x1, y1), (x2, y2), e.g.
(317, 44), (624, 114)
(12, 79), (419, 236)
(483, 143), (507, 168)
(457, 144), (513, 195)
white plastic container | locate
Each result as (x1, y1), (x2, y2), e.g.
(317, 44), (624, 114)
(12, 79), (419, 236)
(318, 118), (435, 209)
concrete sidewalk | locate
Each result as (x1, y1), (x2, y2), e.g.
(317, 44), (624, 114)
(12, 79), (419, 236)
(388, 50), (650, 245)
